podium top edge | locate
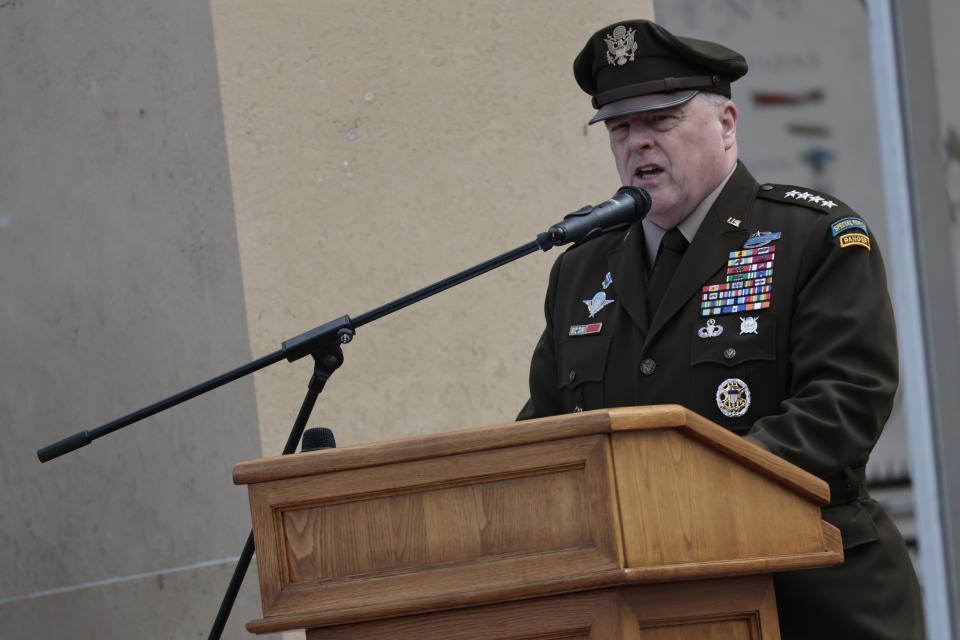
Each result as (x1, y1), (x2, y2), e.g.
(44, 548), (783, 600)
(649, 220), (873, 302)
(232, 405), (829, 504)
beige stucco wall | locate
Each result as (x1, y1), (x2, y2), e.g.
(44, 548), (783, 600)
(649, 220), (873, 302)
(208, 0), (652, 456)
(2, 1), (652, 638)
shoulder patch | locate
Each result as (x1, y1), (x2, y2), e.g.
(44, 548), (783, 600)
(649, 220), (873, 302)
(831, 216), (868, 237)
(755, 183), (850, 215)
(839, 233), (871, 251)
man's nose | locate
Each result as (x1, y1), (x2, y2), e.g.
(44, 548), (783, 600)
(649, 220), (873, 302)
(627, 125), (654, 150)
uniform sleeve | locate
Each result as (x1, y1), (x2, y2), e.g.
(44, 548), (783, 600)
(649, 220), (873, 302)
(517, 253), (566, 420)
(746, 214), (899, 479)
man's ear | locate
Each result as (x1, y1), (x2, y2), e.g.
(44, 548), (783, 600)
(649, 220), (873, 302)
(720, 101), (738, 150)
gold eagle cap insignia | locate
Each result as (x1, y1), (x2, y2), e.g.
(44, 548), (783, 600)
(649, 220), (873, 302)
(605, 25), (638, 66)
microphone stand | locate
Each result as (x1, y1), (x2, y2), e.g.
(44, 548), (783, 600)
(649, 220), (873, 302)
(37, 231), (558, 639)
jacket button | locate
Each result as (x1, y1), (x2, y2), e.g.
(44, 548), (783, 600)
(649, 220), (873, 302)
(640, 358), (657, 375)
(723, 348), (737, 360)
(760, 184), (774, 191)
(568, 370), (576, 382)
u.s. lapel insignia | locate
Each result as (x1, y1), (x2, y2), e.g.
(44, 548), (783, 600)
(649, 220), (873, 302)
(583, 291), (614, 318)
(716, 378), (751, 418)
(739, 316), (759, 335)
(726, 216), (742, 228)
(698, 318), (724, 338)
(602, 271), (613, 290)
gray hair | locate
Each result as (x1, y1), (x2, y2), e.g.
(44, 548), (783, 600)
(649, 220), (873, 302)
(696, 91), (733, 109)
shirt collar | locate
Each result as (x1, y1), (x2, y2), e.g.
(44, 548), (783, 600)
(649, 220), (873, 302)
(642, 163), (738, 270)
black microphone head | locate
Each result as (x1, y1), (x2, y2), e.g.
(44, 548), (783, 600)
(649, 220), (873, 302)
(301, 427), (336, 452)
(615, 186), (652, 220)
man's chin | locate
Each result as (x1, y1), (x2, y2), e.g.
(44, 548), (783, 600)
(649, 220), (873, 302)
(644, 207), (687, 230)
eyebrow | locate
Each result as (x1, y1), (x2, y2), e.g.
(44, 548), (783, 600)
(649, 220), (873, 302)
(606, 105), (686, 128)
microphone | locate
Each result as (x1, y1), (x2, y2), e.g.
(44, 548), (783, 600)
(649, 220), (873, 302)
(547, 186), (651, 246)
(301, 427), (336, 452)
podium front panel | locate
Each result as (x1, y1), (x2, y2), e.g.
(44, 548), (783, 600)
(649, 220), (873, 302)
(248, 434), (624, 620)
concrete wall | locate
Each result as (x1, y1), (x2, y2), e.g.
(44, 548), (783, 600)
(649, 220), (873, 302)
(2, 1), (651, 638)
(0, 0), (267, 637)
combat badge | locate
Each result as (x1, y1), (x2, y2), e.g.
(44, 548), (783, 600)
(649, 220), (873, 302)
(716, 378), (751, 418)
(743, 231), (781, 249)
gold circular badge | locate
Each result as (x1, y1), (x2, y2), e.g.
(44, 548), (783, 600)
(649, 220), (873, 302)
(716, 378), (751, 418)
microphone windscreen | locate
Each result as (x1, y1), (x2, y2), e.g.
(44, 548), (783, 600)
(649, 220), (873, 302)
(301, 427), (336, 452)
(616, 186), (652, 216)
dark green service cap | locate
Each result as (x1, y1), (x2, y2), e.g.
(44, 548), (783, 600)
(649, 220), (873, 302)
(574, 20), (748, 124)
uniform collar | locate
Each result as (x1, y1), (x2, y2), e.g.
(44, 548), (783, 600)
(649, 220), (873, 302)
(642, 163), (738, 271)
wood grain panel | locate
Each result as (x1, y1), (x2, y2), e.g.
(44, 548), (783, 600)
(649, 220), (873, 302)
(635, 618), (755, 640)
(612, 429), (825, 568)
(282, 464), (595, 584)
(623, 577), (780, 640)
(249, 434), (623, 622)
(301, 578), (776, 639)
(304, 589), (621, 640)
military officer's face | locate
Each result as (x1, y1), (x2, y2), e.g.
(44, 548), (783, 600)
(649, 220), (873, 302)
(605, 94), (738, 229)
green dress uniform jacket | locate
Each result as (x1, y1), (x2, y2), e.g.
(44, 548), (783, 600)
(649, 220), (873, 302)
(518, 163), (924, 639)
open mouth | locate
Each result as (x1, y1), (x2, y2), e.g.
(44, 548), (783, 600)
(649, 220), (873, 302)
(634, 165), (664, 180)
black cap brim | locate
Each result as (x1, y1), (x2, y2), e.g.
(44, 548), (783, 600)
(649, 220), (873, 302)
(588, 90), (699, 124)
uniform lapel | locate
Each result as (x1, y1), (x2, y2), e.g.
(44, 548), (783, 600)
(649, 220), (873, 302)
(646, 164), (758, 341)
(606, 222), (650, 336)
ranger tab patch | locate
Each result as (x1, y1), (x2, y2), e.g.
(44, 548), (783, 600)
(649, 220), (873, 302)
(840, 233), (871, 251)
(830, 216), (871, 250)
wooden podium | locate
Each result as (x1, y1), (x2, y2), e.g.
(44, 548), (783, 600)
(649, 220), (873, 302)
(233, 405), (842, 639)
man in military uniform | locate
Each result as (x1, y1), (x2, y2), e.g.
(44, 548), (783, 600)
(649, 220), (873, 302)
(518, 19), (924, 639)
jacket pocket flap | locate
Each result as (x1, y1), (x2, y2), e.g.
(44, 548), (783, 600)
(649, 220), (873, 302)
(690, 313), (777, 367)
(557, 335), (612, 389)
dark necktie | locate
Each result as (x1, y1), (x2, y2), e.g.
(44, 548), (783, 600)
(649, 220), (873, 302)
(646, 227), (689, 317)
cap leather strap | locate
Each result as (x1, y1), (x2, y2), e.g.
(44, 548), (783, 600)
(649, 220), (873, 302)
(592, 75), (723, 108)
